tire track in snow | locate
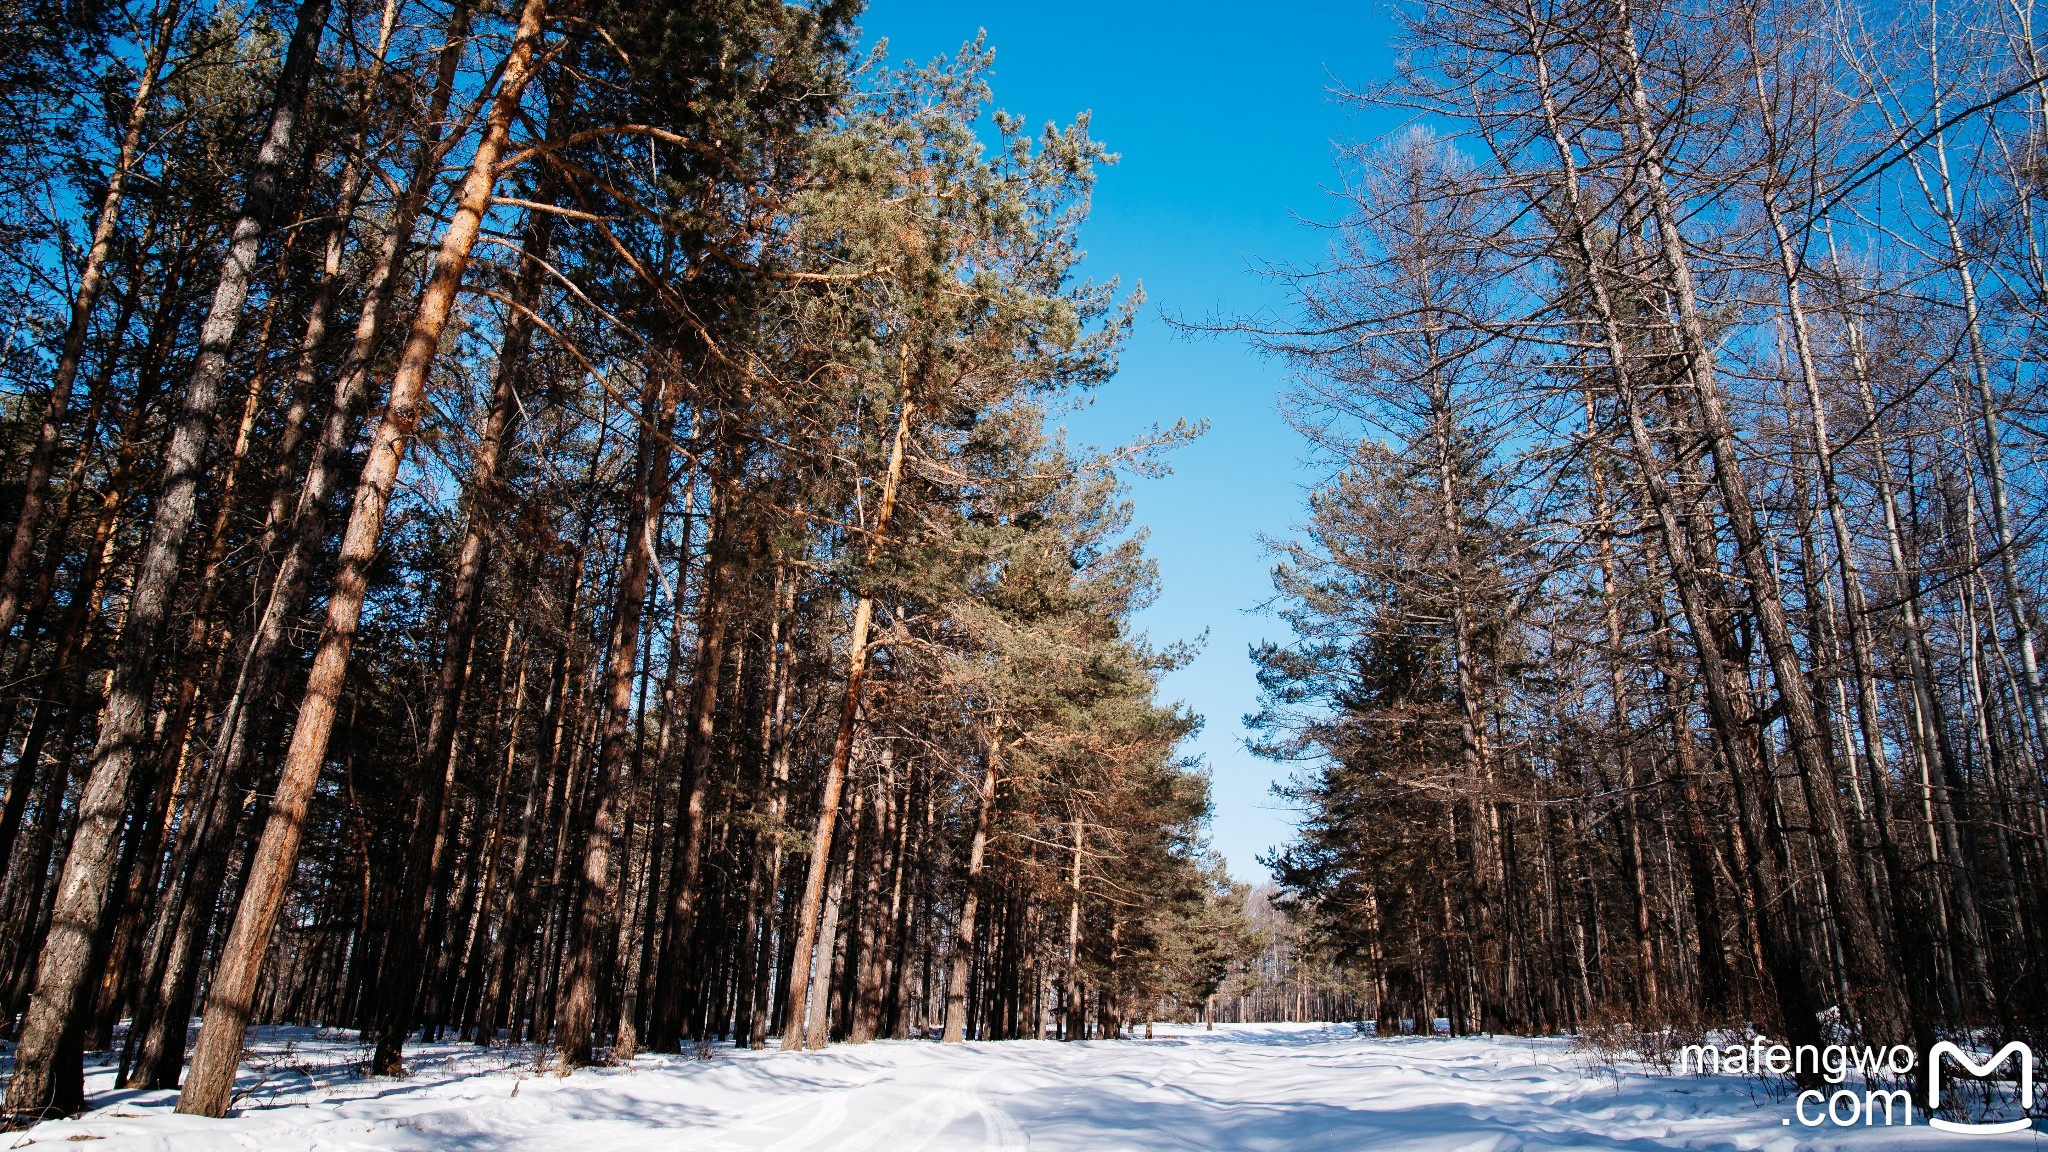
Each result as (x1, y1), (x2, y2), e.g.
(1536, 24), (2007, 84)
(775, 1055), (1034, 1152)
(850, 1066), (981, 1152)
(963, 1066), (1027, 1151)
(766, 1061), (977, 1152)
(839, 1055), (1054, 1152)
(731, 1073), (853, 1150)
(630, 1076), (835, 1151)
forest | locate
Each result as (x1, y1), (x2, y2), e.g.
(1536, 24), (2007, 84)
(0, 0), (1248, 1125)
(1252, 0), (2048, 1083)
(11, 0), (2046, 1136)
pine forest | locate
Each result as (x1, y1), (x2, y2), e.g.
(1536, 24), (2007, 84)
(0, 0), (2044, 1142)
(1252, 0), (2048, 1081)
(0, 0), (1240, 1123)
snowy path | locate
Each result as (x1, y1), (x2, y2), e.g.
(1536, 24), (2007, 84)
(10, 1022), (2040, 1150)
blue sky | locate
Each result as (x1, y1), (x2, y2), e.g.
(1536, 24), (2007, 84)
(861, 1), (1403, 882)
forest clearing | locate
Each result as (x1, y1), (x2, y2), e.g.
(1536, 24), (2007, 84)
(11, 1021), (2030, 1151)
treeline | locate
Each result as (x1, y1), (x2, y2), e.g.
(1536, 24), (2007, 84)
(0, 0), (1232, 1124)
(1250, 0), (2048, 1069)
(1212, 885), (1366, 1027)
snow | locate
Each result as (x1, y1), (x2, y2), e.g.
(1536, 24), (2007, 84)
(9, 1022), (2040, 1150)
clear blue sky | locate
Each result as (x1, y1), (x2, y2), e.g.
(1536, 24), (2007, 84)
(861, 1), (1403, 882)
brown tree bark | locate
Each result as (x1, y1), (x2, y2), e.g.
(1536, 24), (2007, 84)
(370, 196), (556, 1077)
(649, 479), (742, 1052)
(942, 723), (1002, 1043)
(744, 566), (799, 1048)
(553, 357), (681, 1066)
(1, 0), (333, 1120)
(0, 342), (158, 887)
(1605, 0), (1899, 1042)
(1062, 814), (1084, 1042)
(849, 744), (906, 1044)
(175, 0), (551, 1114)
(729, 562), (788, 1047)
(780, 395), (914, 1051)
(805, 782), (858, 1049)
(122, 0), (479, 1087)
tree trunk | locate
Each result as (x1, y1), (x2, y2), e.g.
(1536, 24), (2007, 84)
(649, 486), (741, 1051)
(780, 396), (914, 1051)
(1607, 0), (1898, 1043)
(942, 724), (1002, 1043)
(0, 0), (181, 650)
(370, 198), (553, 1077)
(174, 0), (548, 1114)
(1524, 30), (1825, 1055)
(1, 0), (333, 1120)
(1063, 815), (1084, 1042)
(553, 357), (681, 1066)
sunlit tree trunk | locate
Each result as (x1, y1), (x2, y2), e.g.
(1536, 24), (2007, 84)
(781, 395), (915, 1051)
(943, 723), (1003, 1043)
(176, 0), (550, 1112)
(2, 0), (334, 1118)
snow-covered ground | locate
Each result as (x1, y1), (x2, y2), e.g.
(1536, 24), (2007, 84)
(8, 1022), (2040, 1150)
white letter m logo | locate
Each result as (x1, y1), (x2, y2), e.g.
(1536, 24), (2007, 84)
(1928, 1041), (2034, 1135)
